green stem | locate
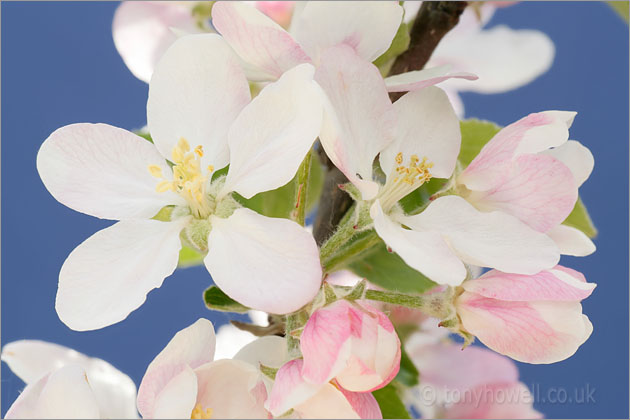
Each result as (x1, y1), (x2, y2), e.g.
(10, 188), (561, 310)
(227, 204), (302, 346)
(319, 204), (359, 262)
(322, 230), (381, 273)
(295, 149), (312, 226)
(285, 313), (302, 358)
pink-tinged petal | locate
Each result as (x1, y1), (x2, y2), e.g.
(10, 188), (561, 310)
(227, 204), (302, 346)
(407, 342), (518, 393)
(300, 300), (354, 385)
(401, 196), (559, 275)
(147, 34), (251, 170)
(56, 218), (188, 331)
(296, 383), (374, 419)
(433, 25), (554, 95)
(542, 140), (594, 188)
(6, 365), (100, 419)
(460, 111), (576, 192)
(152, 366), (198, 419)
(254, 1), (295, 27)
(205, 208), (321, 314)
(267, 359), (322, 416)
(463, 268), (595, 302)
(37, 123), (182, 221)
(1, 341), (137, 419)
(234, 336), (288, 370)
(443, 382), (542, 419)
(457, 292), (593, 364)
(112, 2), (199, 83)
(371, 200), (467, 286)
(293, 1), (403, 63)
(137, 319), (215, 418)
(212, 1), (310, 81)
(221, 64), (323, 199)
(195, 359), (269, 419)
(465, 153), (578, 232)
(384, 65), (477, 93)
(380, 86), (461, 180)
(336, 385), (383, 419)
(316, 45), (396, 200)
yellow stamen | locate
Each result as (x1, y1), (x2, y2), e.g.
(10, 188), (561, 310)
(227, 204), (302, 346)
(191, 404), (213, 419)
(148, 165), (163, 178)
(194, 145), (204, 158)
(378, 152), (434, 211)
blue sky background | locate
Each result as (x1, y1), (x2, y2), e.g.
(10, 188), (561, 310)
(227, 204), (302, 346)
(1, 2), (628, 418)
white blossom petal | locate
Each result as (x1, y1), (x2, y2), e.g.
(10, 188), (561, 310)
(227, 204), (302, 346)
(152, 366), (198, 419)
(316, 45), (396, 200)
(234, 336), (288, 369)
(147, 33), (251, 170)
(212, 1), (311, 81)
(112, 2), (200, 83)
(205, 208), (321, 314)
(6, 365), (100, 419)
(384, 65), (477, 93)
(380, 87), (461, 179)
(371, 201), (467, 286)
(293, 1), (403, 63)
(56, 218), (188, 331)
(433, 25), (554, 94)
(221, 64), (323, 199)
(37, 123), (182, 220)
(547, 225), (596, 257)
(214, 324), (256, 361)
(400, 196), (560, 275)
(542, 140), (594, 188)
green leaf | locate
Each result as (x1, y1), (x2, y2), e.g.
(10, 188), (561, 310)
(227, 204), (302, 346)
(203, 286), (249, 313)
(395, 343), (420, 387)
(178, 246), (205, 268)
(372, 384), (411, 419)
(374, 22), (411, 75)
(607, 1), (629, 22)
(562, 197), (598, 238)
(458, 119), (502, 168)
(236, 151), (324, 218)
(348, 241), (437, 294)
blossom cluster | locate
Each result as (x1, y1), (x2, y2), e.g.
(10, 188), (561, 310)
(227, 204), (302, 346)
(4, 1), (598, 419)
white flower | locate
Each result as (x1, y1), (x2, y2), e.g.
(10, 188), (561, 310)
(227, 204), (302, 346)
(315, 46), (559, 286)
(2, 341), (137, 419)
(37, 34), (323, 331)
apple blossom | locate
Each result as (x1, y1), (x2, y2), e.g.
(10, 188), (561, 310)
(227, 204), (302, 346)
(1, 340), (137, 419)
(137, 318), (269, 419)
(404, 332), (541, 419)
(300, 299), (401, 393)
(315, 44), (559, 286)
(454, 266), (595, 364)
(457, 111), (596, 256)
(112, 1), (297, 83)
(37, 34), (323, 330)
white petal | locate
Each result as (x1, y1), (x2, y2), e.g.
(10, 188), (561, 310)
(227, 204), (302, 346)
(37, 123), (182, 220)
(153, 366), (198, 419)
(212, 1), (310, 81)
(371, 201), (467, 286)
(542, 140), (594, 187)
(383, 65), (477, 93)
(433, 25), (554, 94)
(293, 1), (403, 63)
(315, 45), (396, 200)
(194, 359), (269, 419)
(205, 208), (322, 314)
(112, 2), (200, 83)
(547, 225), (596, 257)
(147, 33), (251, 170)
(214, 324), (257, 360)
(6, 365), (100, 419)
(1, 341), (138, 419)
(401, 196), (560, 275)
(234, 336), (288, 369)
(221, 64), (323, 199)
(380, 87), (461, 179)
(138, 319), (215, 418)
(56, 218), (188, 331)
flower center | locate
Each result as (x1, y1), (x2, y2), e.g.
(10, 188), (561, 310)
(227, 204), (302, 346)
(149, 138), (215, 219)
(378, 152), (433, 211)
(191, 404), (213, 419)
